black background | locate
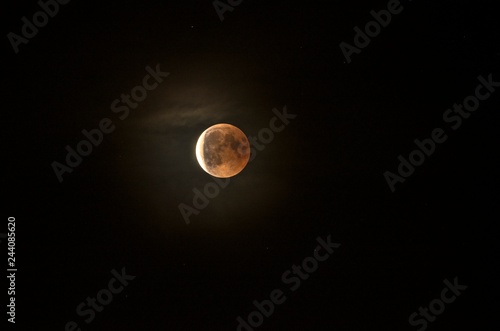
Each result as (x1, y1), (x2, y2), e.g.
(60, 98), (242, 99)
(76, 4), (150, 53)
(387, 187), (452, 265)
(3, 0), (499, 330)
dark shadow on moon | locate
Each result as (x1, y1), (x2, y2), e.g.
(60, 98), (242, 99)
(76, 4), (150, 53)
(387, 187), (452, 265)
(204, 130), (224, 169)
(202, 127), (250, 173)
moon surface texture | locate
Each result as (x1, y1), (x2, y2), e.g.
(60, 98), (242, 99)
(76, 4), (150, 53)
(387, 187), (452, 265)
(196, 124), (250, 178)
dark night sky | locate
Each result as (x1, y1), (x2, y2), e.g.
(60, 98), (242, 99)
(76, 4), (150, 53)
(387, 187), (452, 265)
(3, 0), (499, 330)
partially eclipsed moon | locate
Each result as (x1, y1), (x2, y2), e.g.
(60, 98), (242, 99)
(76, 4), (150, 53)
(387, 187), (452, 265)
(196, 123), (250, 178)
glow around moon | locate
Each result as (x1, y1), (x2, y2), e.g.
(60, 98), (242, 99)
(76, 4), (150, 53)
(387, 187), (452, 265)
(196, 123), (250, 178)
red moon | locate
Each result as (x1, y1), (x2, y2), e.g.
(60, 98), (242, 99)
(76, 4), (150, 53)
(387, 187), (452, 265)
(196, 124), (250, 178)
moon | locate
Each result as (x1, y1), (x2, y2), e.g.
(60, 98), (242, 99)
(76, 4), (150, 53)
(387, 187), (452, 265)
(196, 123), (250, 178)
